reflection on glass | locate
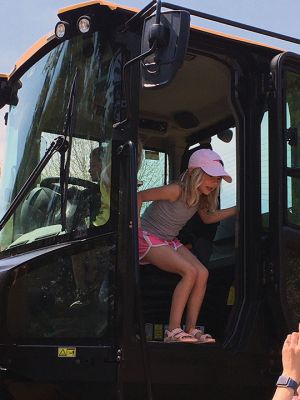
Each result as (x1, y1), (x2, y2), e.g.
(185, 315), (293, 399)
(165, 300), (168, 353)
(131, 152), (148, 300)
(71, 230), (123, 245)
(286, 72), (300, 169)
(0, 32), (122, 254)
(6, 238), (116, 340)
(138, 149), (169, 190)
(285, 239), (300, 328)
(285, 72), (300, 227)
(211, 131), (236, 209)
(261, 113), (269, 222)
(287, 176), (300, 226)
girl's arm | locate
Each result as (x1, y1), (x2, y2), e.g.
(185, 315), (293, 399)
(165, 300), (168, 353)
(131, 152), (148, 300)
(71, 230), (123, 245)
(198, 206), (237, 224)
(137, 184), (181, 226)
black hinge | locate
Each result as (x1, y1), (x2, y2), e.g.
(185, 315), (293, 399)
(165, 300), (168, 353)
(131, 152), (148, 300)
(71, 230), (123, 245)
(265, 72), (276, 98)
(262, 259), (277, 290)
(116, 348), (123, 363)
(106, 347), (123, 363)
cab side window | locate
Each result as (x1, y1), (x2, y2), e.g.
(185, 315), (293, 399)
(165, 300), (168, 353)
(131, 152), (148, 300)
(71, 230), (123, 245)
(260, 112), (269, 228)
(6, 236), (115, 342)
(282, 70), (300, 326)
(286, 71), (300, 227)
(138, 149), (169, 212)
(138, 149), (169, 189)
(211, 131), (236, 209)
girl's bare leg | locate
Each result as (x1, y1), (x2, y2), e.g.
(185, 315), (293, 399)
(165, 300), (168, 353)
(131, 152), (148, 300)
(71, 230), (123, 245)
(143, 246), (197, 331)
(176, 246), (209, 331)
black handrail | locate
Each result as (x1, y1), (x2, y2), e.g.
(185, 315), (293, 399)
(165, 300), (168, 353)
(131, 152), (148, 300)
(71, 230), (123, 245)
(118, 141), (153, 400)
(162, 2), (300, 46)
(124, 0), (300, 46)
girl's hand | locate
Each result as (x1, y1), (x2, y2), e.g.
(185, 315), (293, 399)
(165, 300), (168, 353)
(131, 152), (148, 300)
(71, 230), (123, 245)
(199, 205), (237, 224)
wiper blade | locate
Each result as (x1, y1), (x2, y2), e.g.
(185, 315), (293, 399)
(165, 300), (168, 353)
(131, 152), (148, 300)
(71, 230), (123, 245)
(0, 137), (68, 232)
(60, 69), (78, 231)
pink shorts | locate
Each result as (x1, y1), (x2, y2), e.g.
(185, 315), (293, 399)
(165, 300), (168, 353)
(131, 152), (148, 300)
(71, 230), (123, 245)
(138, 229), (183, 264)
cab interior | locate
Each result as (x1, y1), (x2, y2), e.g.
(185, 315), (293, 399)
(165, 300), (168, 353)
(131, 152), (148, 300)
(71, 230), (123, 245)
(137, 49), (238, 342)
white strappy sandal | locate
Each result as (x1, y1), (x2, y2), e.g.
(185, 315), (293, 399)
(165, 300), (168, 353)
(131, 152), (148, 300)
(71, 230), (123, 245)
(164, 328), (198, 343)
(189, 328), (216, 343)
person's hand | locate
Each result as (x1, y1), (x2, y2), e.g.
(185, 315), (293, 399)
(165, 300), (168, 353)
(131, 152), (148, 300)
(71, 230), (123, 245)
(282, 324), (300, 384)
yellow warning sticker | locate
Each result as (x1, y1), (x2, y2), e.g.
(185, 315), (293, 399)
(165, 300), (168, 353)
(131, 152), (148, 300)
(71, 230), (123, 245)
(58, 347), (77, 358)
(153, 324), (163, 340)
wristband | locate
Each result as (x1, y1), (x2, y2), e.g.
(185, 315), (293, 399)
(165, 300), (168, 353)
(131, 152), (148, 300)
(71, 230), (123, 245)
(276, 375), (299, 392)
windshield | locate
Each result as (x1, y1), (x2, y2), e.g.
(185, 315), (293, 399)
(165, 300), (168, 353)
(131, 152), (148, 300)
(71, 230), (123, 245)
(0, 32), (121, 255)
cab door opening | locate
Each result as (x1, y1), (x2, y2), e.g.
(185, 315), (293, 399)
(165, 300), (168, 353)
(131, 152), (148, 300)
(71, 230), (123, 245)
(137, 50), (238, 345)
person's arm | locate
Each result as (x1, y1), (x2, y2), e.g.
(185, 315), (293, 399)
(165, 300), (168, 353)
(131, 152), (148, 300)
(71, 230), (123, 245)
(198, 206), (237, 224)
(273, 387), (298, 400)
(272, 326), (300, 400)
(137, 183), (181, 227)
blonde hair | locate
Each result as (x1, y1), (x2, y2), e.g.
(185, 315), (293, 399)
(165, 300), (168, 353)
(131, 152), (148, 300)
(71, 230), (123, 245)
(179, 168), (220, 211)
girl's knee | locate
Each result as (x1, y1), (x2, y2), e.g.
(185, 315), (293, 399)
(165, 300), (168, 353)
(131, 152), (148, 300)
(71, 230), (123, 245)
(197, 265), (209, 282)
(183, 265), (198, 282)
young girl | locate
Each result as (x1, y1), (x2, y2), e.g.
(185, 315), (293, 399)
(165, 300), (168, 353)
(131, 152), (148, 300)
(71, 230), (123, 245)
(137, 148), (236, 343)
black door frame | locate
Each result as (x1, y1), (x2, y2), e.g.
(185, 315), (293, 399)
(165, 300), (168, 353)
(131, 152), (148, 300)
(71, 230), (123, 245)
(269, 51), (300, 334)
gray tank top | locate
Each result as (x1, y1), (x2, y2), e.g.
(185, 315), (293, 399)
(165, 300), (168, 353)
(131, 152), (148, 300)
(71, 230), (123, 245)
(141, 197), (198, 240)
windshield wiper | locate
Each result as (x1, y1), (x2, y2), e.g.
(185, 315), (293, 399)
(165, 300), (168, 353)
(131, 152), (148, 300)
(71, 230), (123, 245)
(59, 69), (78, 231)
(0, 137), (68, 232)
(0, 69), (79, 234)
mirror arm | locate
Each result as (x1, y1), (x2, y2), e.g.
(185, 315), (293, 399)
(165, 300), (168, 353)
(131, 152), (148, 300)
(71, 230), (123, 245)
(155, 0), (161, 24)
(121, 0), (161, 32)
(113, 42), (157, 130)
(122, 1), (157, 32)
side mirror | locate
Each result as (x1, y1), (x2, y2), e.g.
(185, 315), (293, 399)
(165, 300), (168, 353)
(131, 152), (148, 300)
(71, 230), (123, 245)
(0, 78), (21, 109)
(141, 10), (190, 89)
(0, 76), (10, 109)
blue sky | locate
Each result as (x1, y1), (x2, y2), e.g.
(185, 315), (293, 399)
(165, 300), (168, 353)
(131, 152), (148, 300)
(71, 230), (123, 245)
(0, 0), (300, 74)
(1, 0), (300, 166)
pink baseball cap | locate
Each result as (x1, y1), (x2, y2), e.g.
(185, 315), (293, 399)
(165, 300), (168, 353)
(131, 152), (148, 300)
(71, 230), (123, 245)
(188, 149), (232, 183)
